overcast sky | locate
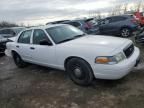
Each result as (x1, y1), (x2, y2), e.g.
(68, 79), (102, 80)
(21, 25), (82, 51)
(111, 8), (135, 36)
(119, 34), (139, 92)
(0, 0), (142, 25)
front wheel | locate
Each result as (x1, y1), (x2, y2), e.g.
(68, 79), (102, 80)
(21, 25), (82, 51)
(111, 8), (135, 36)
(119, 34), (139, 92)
(13, 53), (27, 68)
(120, 28), (131, 38)
(66, 58), (94, 86)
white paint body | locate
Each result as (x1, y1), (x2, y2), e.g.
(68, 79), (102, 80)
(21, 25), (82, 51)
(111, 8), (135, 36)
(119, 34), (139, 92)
(5, 25), (140, 80)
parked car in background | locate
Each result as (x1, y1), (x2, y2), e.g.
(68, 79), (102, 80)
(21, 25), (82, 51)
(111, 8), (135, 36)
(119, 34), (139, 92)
(0, 27), (25, 54)
(61, 19), (100, 35)
(99, 15), (139, 37)
(135, 31), (144, 44)
(0, 27), (25, 38)
(5, 24), (140, 86)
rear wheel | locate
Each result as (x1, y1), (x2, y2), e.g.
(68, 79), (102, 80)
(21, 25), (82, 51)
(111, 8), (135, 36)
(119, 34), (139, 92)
(120, 28), (131, 37)
(13, 52), (27, 68)
(66, 58), (94, 86)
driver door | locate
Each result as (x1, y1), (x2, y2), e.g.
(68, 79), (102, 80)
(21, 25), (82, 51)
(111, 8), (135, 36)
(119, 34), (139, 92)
(30, 29), (56, 67)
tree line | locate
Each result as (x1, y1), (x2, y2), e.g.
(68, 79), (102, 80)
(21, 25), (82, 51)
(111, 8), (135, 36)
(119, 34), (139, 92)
(0, 21), (18, 28)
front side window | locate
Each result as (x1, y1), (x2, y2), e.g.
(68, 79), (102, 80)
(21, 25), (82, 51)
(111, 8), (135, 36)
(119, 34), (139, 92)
(18, 30), (32, 44)
(33, 29), (49, 45)
(46, 25), (84, 44)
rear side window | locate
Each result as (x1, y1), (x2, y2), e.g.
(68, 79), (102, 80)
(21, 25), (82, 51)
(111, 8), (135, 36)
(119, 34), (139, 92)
(18, 30), (32, 44)
(0, 29), (7, 34)
(0, 30), (3, 34)
(0, 29), (15, 35)
(3, 29), (11, 34)
(33, 29), (49, 45)
(66, 22), (81, 27)
(110, 16), (127, 23)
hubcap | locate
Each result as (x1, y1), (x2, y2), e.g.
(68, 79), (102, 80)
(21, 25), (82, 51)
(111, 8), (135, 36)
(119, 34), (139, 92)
(122, 29), (129, 37)
(73, 67), (82, 78)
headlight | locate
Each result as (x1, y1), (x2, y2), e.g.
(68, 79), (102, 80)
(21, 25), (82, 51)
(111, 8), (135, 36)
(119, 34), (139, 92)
(95, 52), (126, 65)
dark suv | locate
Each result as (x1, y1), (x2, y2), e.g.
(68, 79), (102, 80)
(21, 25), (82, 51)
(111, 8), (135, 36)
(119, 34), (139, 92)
(99, 15), (139, 37)
(61, 19), (99, 35)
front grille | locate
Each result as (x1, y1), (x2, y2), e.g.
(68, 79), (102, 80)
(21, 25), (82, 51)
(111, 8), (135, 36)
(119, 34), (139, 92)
(123, 44), (134, 58)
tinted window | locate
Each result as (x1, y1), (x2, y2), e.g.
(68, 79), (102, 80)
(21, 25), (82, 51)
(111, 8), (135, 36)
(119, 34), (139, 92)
(33, 29), (49, 45)
(13, 28), (25, 35)
(66, 22), (81, 27)
(0, 30), (3, 34)
(46, 25), (84, 44)
(0, 29), (15, 35)
(3, 29), (11, 34)
(102, 18), (111, 24)
(18, 30), (32, 44)
(0, 29), (8, 34)
(109, 16), (126, 23)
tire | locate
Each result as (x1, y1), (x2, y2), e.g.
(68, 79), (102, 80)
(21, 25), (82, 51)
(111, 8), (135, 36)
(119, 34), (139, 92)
(13, 52), (27, 68)
(120, 28), (131, 38)
(66, 58), (94, 86)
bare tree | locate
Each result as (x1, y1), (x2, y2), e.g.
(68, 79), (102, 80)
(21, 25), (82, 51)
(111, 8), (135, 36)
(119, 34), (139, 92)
(123, 3), (128, 14)
(0, 21), (18, 28)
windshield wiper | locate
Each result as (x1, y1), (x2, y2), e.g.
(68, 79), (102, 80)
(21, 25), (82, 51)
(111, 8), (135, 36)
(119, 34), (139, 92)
(73, 33), (86, 38)
(57, 34), (86, 44)
(58, 38), (75, 44)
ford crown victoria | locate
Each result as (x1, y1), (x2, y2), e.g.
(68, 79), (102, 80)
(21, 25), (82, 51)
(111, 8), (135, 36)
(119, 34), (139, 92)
(5, 24), (140, 86)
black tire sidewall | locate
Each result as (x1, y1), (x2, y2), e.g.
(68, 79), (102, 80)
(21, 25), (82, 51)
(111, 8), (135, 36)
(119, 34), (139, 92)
(66, 58), (94, 86)
(13, 53), (26, 68)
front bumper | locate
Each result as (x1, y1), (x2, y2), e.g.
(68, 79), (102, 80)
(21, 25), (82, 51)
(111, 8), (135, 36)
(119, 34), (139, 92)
(92, 47), (140, 80)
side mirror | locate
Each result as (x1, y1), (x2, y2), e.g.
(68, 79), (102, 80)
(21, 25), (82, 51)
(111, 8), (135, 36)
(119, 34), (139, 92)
(39, 39), (52, 46)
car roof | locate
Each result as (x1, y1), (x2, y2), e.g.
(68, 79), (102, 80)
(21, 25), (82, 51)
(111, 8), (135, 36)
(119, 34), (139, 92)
(106, 14), (134, 19)
(0, 27), (25, 31)
(24, 24), (67, 31)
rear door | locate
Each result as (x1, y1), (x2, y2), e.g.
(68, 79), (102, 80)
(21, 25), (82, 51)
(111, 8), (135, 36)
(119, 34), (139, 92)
(16, 30), (33, 61)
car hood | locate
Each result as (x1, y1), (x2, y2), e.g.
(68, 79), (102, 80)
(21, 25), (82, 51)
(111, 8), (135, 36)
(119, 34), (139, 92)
(8, 37), (16, 42)
(63, 35), (130, 51)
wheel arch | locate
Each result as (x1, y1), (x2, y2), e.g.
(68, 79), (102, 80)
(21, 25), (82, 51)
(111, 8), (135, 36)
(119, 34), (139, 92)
(11, 50), (19, 56)
(64, 56), (92, 70)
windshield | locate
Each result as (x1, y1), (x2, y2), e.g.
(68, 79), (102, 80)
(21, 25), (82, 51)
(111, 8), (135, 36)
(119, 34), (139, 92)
(46, 25), (85, 44)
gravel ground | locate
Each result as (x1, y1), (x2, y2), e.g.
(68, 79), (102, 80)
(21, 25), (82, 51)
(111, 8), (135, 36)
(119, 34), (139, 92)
(0, 38), (144, 108)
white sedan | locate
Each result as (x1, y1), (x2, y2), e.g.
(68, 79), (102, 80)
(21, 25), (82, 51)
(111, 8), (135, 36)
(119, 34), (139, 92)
(5, 24), (140, 86)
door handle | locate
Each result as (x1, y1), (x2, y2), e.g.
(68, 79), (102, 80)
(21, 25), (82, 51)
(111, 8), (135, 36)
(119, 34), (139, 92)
(30, 47), (35, 50)
(16, 45), (19, 48)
